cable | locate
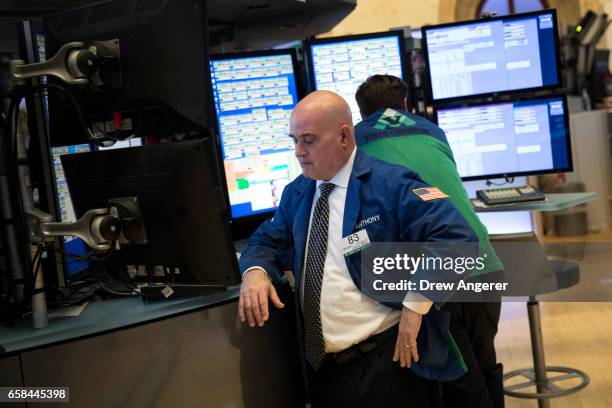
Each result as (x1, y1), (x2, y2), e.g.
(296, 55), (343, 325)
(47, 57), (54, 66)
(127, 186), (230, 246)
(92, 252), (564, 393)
(18, 245), (43, 312)
(29, 247), (42, 286)
(30, 246), (44, 288)
(10, 84), (96, 145)
(55, 244), (136, 297)
(98, 281), (137, 296)
(9, 83), (135, 147)
(55, 241), (116, 262)
(485, 176), (516, 187)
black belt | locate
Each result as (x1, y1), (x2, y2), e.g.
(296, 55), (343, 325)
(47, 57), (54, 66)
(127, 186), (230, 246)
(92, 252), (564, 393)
(328, 324), (398, 365)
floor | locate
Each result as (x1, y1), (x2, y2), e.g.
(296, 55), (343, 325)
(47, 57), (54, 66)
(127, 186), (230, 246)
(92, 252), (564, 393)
(498, 302), (612, 407)
(498, 224), (612, 407)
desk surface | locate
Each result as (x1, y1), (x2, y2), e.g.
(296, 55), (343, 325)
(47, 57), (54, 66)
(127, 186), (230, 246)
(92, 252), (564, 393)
(0, 288), (240, 356)
(473, 193), (597, 213)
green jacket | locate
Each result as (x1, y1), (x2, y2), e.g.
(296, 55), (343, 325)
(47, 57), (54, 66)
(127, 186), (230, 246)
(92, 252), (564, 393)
(355, 108), (503, 276)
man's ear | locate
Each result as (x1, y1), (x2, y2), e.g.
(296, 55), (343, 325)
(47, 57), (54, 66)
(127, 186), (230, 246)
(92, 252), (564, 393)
(339, 124), (352, 145)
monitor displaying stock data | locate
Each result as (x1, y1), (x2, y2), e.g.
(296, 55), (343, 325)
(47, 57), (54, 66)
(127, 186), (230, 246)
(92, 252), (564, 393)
(435, 95), (572, 181)
(209, 49), (302, 220)
(422, 10), (561, 103)
(51, 144), (92, 275)
(305, 31), (406, 124)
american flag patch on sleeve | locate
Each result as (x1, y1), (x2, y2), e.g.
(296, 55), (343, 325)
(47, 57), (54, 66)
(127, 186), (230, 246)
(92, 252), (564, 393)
(412, 187), (449, 201)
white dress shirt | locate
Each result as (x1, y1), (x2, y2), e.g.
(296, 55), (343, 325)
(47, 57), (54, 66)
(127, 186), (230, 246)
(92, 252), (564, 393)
(300, 147), (431, 353)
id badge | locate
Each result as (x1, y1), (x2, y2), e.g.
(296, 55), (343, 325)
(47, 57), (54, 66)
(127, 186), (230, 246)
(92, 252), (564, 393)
(342, 229), (371, 257)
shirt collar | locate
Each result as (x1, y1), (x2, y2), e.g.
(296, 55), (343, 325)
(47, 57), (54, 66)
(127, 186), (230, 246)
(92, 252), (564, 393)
(316, 146), (357, 190)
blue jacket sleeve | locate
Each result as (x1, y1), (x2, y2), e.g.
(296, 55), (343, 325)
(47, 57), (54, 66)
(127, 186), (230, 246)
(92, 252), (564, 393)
(395, 173), (477, 244)
(395, 172), (479, 304)
(238, 185), (295, 284)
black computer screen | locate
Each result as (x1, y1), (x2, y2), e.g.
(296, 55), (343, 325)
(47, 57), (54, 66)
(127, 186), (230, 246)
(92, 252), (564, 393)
(422, 10), (561, 103)
(305, 31), (407, 124)
(62, 139), (240, 286)
(434, 95), (572, 181)
(43, 0), (214, 146)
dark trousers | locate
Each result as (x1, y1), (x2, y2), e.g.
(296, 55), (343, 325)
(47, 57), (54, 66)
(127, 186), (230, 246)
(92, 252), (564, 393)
(442, 301), (504, 408)
(307, 325), (441, 408)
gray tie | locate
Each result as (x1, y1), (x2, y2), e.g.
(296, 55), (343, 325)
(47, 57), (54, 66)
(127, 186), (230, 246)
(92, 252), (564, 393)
(303, 182), (335, 370)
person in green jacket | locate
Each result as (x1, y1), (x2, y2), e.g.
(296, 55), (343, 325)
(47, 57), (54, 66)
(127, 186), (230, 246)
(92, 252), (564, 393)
(355, 74), (505, 408)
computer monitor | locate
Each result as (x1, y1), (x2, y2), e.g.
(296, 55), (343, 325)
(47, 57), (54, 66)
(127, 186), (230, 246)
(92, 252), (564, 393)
(43, 0), (214, 147)
(433, 95), (572, 181)
(61, 139), (240, 286)
(50, 144), (93, 277)
(209, 49), (302, 221)
(304, 31), (407, 124)
(422, 10), (562, 103)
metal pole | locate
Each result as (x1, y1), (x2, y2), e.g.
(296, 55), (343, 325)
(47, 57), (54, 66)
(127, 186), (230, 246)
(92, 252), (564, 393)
(1, 51), (28, 309)
(1, 51), (48, 328)
(31, 245), (48, 329)
(527, 299), (551, 408)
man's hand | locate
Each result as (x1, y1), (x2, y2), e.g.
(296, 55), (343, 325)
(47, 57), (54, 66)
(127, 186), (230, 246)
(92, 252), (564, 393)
(239, 268), (285, 327)
(393, 306), (423, 368)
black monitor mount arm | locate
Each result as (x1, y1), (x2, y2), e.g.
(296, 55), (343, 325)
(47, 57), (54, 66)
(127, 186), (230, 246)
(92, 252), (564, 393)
(10, 40), (121, 88)
(25, 197), (147, 251)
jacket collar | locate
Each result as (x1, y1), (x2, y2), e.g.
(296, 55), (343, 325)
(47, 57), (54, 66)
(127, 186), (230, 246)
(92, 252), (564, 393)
(292, 149), (373, 283)
(292, 148), (372, 193)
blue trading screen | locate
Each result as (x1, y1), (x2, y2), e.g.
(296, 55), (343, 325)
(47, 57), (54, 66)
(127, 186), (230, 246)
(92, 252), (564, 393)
(51, 144), (92, 275)
(436, 97), (570, 180)
(308, 34), (404, 124)
(424, 12), (559, 101)
(210, 53), (302, 219)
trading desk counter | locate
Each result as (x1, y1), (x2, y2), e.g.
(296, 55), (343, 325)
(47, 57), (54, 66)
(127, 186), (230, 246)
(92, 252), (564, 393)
(0, 285), (305, 408)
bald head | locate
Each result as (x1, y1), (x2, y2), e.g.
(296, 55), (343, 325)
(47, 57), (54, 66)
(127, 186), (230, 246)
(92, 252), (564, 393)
(290, 91), (356, 180)
(291, 90), (353, 128)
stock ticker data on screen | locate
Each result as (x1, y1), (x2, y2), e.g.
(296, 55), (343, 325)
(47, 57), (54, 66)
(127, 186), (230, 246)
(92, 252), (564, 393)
(308, 34), (404, 124)
(436, 97), (570, 180)
(424, 12), (559, 101)
(51, 144), (92, 275)
(210, 52), (302, 219)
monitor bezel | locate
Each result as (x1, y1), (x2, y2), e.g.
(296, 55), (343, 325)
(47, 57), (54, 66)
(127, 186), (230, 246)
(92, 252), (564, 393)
(62, 139), (241, 286)
(421, 9), (563, 105)
(303, 30), (409, 97)
(208, 48), (303, 231)
(432, 93), (573, 181)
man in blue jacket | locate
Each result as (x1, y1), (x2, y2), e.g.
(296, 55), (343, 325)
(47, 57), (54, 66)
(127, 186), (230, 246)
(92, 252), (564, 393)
(238, 90), (478, 408)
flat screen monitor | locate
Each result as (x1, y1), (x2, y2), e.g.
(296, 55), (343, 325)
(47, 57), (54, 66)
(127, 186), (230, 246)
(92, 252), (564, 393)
(43, 0), (213, 147)
(50, 144), (93, 276)
(209, 49), (302, 220)
(61, 139), (240, 286)
(304, 31), (407, 124)
(422, 10), (561, 103)
(434, 95), (572, 181)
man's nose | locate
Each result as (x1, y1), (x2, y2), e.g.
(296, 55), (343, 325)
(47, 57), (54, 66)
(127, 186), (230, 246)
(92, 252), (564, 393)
(295, 144), (306, 158)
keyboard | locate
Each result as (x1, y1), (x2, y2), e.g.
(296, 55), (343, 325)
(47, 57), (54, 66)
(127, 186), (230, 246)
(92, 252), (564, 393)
(476, 185), (545, 206)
